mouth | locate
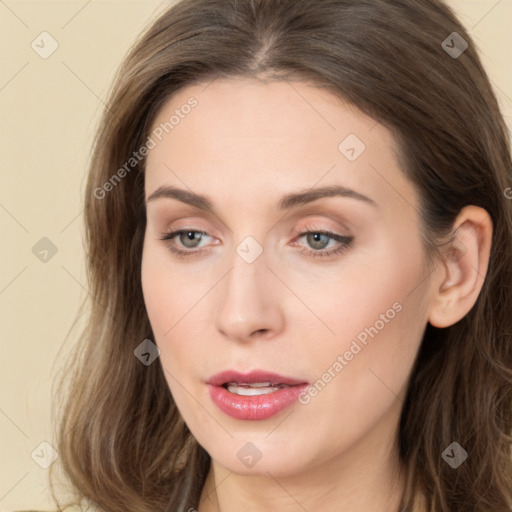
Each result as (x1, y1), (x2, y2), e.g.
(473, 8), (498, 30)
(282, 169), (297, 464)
(206, 370), (309, 420)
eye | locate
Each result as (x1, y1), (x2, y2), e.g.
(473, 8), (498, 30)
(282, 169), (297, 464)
(294, 230), (354, 258)
(159, 229), (212, 258)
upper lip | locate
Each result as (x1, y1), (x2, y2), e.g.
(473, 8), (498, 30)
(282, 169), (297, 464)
(206, 370), (309, 387)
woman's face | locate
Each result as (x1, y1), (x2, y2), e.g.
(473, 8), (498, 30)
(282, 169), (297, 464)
(141, 77), (436, 477)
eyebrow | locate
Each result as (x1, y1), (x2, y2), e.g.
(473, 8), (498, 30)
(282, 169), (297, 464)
(146, 184), (377, 212)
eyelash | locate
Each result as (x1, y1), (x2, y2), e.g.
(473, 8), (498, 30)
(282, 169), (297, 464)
(159, 227), (354, 260)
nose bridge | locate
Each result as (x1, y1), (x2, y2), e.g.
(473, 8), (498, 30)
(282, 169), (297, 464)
(214, 236), (284, 340)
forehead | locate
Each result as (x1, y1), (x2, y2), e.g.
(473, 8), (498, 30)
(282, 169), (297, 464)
(144, 77), (417, 217)
(147, 76), (385, 151)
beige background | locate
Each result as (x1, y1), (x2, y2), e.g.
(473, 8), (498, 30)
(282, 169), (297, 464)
(1, 0), (511, 509)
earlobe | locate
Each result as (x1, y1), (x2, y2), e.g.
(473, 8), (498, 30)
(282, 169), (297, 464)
(428, 206), (493, 328)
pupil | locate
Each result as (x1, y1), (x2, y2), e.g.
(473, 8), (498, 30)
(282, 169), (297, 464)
(182, 231), (201, 248)
(308, 232), (328, 250)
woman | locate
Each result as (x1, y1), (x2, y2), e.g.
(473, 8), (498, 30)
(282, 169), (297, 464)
(50, 0), (512, 511)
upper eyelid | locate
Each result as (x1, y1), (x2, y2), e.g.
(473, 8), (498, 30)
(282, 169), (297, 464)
(162, 224), (349, 237)
(162, 214), (352, 235)
(148, 200), (361, 232)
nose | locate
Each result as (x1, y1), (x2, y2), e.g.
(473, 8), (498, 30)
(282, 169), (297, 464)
(214, 245), (285, 342)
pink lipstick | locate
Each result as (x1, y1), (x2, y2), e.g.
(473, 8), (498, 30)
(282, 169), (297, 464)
(206, 370), (309, 421)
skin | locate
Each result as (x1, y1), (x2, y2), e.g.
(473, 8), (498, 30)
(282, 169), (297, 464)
(141, 76), (492, 511)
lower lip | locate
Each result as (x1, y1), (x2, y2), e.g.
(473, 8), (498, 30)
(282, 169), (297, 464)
(208, 383), (309, 420)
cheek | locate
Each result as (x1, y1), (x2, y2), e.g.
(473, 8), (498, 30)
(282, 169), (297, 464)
(290, 234), (429, 391)
(141, 239), (217, 376)
(305, 242), (430, 416)
(141, 248), (174, 339)
(285, 231), (428, 354)
(142, 237), (201, 337)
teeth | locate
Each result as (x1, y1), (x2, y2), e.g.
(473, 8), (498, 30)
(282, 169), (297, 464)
(231, 381), (272, 387)
(227, 384), (282, 396)
(225, 382), (292, 387)
(224, 382), (292, 396)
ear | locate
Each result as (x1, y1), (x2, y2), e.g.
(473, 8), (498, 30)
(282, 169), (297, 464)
(428, 205), (493, 328)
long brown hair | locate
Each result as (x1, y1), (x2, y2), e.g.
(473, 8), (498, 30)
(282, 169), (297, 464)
(50, 0), (512, 510)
